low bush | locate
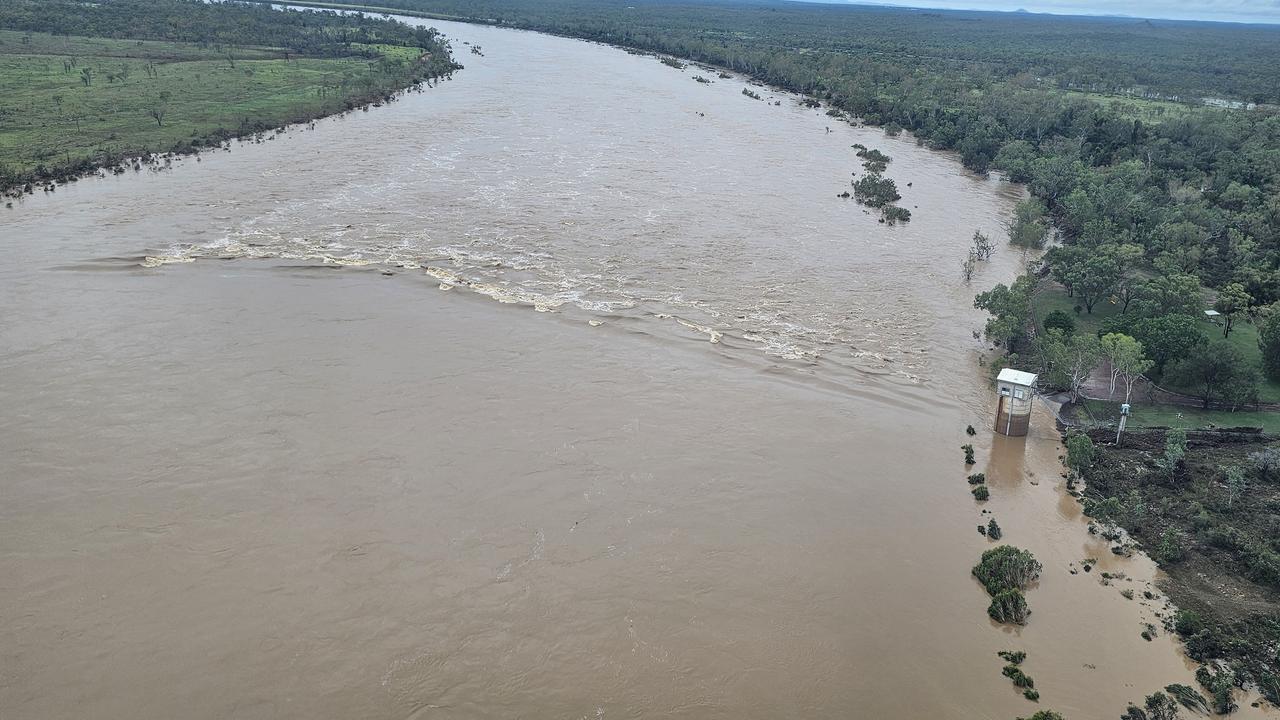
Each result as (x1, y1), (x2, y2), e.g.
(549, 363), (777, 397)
(987, 518), (1003, 540)
(998, 650), (1026, 665)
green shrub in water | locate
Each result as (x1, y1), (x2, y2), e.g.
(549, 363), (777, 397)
(987, 519), (1003, 540)
(1163, 684), (1209, 714)
(998, 650), (1026, 665)
(973, 546), (1042, 595)
(989, 589), (1031, 624)
(1003, 663), (1035, 688)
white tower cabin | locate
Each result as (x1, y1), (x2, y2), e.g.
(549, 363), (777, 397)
(995, 368), (1037, 436)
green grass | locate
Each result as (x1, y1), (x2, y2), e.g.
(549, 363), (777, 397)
(1082, 399), (1280, 433)
(0, 30), (432, 183)
(0, 30), (283, 62)
(1209, 316), (1280, 403)
(238, 0), (471, 22)
(1034, 283), (1280, 404)
(1031, 283), (1122, 337)
(353, 43), (423, 62)
(1065, 90), (1204, 122)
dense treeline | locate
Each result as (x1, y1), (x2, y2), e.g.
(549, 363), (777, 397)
(269, 0), (1280, 103)
(0, 0), (446, 59)
(320, 0), (1280, 401)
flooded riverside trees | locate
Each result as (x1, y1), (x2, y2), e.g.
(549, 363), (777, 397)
(3, 4), (1278, 720)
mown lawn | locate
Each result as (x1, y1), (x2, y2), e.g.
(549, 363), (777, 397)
(1031, 282), (1122, 337)
(0, 30), (409, 177)
(1082, 399), (1280, 433)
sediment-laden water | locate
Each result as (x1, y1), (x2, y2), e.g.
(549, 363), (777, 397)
(2, 15), (1269, 720)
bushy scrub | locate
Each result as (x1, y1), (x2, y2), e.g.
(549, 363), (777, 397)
(998, 650), (1026, 664)
(1122, 692), (1180, 720)
(1003, 663), (1035, 688)
(1195, 667), (1238, 715)
(880, 205), (911, 224)
(989, 589), (1030, 624)
(973, 546), (1042, 595)
(986, 518), (1003, 540)
(1247, 446), (1280, 482)
(974, 546), (1040, 625)
(1163, 684), (1209, 714)
(852, 172), (900, 207)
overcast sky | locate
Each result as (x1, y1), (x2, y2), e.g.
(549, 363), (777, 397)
(833, 0), (1280, 23)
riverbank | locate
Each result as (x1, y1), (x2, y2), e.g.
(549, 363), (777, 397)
(4, 11), (1271, 719)
(1076, 428), (1280, 711)
(0, 2), (460, 198)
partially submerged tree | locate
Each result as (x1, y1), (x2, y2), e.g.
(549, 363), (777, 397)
(1163, 685), (1210, 715)
(973, 545), (1042, 596)
(989, 589), (1030, 623)
(975, 275), (1036, 352)
(971, 229), (995, 261)
(852, 172), (901, 207)
(1122, 691), (1181, 720)
(1065, 432), (1094, 477)
(1006, 198), (1049, 251)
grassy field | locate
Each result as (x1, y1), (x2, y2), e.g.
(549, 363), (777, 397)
(239, 0), (470, 22)
(1065, 90), (1203, 123)
(0, 30), (434, 188)
(1031, 282), (1124, 337)
(1081, 399), (1280, 433)
(1034, 283), (1280, 404)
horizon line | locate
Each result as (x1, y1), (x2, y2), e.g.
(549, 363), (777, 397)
(793, 0), (1280, 27)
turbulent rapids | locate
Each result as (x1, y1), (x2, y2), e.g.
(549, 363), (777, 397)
(3, 12), (1257, 720)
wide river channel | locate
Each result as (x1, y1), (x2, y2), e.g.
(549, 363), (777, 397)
(3, 13), (1268, 720)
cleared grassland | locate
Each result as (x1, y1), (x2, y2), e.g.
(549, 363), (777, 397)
(0, 30), (437, 184)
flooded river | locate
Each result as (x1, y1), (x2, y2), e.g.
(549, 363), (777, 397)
(2, 15), (1265, 720)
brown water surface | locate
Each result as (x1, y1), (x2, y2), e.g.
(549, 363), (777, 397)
(2, 16), (1269, 720)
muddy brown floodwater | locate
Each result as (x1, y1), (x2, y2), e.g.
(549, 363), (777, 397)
(2, 14), (1273, 720)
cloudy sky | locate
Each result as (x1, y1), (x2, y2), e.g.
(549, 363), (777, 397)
(835, 0), (1280, 23)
